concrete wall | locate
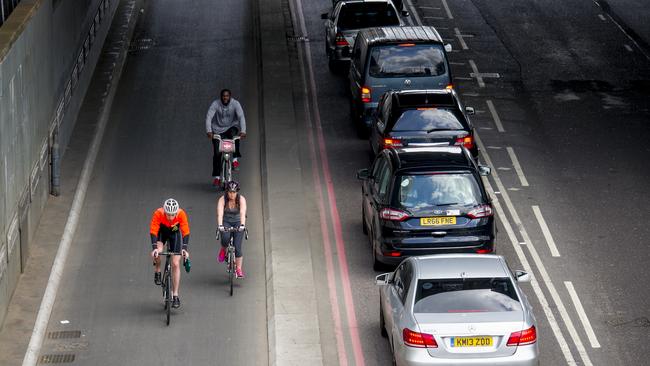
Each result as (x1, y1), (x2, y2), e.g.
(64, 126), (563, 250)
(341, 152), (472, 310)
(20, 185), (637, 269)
(0, 0), (119, 326)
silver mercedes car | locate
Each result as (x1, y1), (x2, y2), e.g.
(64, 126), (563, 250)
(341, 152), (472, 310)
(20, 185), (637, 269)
(377, 254), (538, 365)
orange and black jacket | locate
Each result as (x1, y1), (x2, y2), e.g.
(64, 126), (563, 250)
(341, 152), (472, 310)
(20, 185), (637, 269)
(149, 208), (190, 249)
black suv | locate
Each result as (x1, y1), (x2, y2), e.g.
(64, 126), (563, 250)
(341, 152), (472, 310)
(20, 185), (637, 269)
(348, 26), (452, 136)
(369, 89), (478, 158)
(357, 146), (495, 269)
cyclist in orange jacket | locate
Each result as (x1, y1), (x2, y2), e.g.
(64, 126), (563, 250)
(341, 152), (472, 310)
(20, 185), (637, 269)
(150, 198), (190, 308)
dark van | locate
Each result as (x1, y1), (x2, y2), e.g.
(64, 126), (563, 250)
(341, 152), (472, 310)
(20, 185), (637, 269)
(348, 26), (453, 136)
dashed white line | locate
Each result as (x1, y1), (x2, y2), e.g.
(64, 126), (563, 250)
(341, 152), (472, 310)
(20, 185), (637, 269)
(532, 205), (561, 257)
(419, 6), (441, 10)
(404, 0), (422, 27)
(506, 147), (529, 187)
(424, 16), (445, 20)
(477, 133), (594, 366)
(441, 0), (454, 19)
(598, 14), (607, 21)
(468, 60), (485, 87)
(624, 44), (633, 52)
(454, 28), (469, 50)
(565, 281), (601, 348)
(486, 100), (505, 132)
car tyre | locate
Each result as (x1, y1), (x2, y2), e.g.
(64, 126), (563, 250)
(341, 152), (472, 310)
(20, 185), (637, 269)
(380, 303), (388, 338)
(372, 229), (383, 271)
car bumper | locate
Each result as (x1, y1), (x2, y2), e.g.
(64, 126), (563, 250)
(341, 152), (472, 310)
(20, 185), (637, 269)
(331, 47), (351, 62)
(377, 236), (494, 265)
(397, 345), (538, 366)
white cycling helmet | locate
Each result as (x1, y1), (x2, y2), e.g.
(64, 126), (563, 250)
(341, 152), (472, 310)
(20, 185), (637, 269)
(163, 198), (179, 215)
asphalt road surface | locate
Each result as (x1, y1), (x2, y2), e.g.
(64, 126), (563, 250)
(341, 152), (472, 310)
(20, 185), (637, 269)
(36, 0), (267, 364)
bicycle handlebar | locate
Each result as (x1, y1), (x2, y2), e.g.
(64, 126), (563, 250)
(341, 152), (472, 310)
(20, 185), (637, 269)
(212, 135), (242, 141)
(216, 227), (249, 240)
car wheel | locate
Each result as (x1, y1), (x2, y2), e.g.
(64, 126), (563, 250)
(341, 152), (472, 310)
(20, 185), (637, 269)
(356, 118), (370, 139)
(372, 230), (383, 271)
(328, 55), (337, 73)
(380, 303), (388, 338)
(362, 204), (368, 235)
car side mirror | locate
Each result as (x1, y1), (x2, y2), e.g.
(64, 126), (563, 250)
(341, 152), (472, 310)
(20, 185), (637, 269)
(321, 13), (329, 20)
(375, 272), (392, 285)
(465, 106), (475, 115)
(479, 165), (491, 176)
(357, 168), (371, 180)
(444, 43), (453, 52)
(401, 10), (410, 17)
(515, 270), (531, 283)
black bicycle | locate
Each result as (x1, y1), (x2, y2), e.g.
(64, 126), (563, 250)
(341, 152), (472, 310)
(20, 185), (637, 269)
(216, 227), (248, 296)
(156, 251), (178, 326)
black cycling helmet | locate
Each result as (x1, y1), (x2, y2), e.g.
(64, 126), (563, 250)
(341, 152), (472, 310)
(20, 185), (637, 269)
(226, 180), (240, 192)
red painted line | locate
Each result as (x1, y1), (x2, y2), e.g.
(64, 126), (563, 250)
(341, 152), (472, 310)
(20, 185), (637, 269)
(306, 94), (349, 365)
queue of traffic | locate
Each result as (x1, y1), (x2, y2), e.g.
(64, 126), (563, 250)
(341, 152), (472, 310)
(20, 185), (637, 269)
(322, 1), (539, 364)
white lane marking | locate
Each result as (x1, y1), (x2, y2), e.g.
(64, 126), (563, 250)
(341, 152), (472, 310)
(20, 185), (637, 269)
(486, 100), (505, 132)
(506, 147), (529, 187)
(477, 134), (594, 366)
(598, 14), (607, 21)
(594, 3), (650, 60)
(441, 0), (454, 19)
(419, 6), (441, 10)
(624, 44), (633, 52)
(532, 205), (561, 257)
(404, 0), (423, 27)
(479, 156), (577, 365)
(565, 281), (602, 348)
(424, 16), (445, 20)
(449, 61), (466, 65)
(468, 60), (485, 87)
(22, 6), (138, 364)
(454, 28), (469, 50)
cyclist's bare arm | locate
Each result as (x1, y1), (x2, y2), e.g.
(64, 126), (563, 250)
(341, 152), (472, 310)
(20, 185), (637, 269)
(216, 196), (225, 226)
(240, 196), (247, 226)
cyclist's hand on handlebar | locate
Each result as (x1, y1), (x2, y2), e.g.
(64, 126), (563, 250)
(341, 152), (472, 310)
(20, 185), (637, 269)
(207, 132), (214, 139)
(151, 248), (159, 259)
(239, 132), (247, 139)
(182, 249), (189, 259)
(238, 224), (246, 232)
(218, 224), (225, 232)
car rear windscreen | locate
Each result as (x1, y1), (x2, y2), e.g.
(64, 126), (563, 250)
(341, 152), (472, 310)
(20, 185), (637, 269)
(414, 278), (521, 313)
(398, 174), (481, 209)
(369, 44), (446, 77)
(337, 3), (400, 31)
(392, 109), (464, 132)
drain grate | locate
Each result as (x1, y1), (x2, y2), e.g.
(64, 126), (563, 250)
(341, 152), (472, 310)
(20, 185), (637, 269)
(287, 35), (309, 42)
(47, 330), (82, 339)
(39, 354), (75, 364)
(129, 38), (155, 52)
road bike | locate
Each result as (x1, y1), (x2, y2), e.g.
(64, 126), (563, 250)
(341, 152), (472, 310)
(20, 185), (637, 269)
(216, 226), (249, 296)
(155, 251), (181, 326)
(213, 135), (241, 190)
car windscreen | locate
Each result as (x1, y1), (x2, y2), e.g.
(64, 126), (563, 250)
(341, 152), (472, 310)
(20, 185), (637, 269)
(414, 278), (521, 313)
(337, 3), (400, 31)
(369, 44), (446, 77)
(398, 173), (482, 209)
(392, 109), (465, 132)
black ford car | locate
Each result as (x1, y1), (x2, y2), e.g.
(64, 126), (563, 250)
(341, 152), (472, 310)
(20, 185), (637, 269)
(357, 146), (495, 269)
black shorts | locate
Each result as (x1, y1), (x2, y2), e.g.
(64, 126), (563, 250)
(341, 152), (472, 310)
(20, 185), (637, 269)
(157, 226), (183, 253)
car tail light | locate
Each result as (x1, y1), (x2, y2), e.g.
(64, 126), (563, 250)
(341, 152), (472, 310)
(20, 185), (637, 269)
(445, 84), (454, 90)
(383, 250), (402, 257)
(398, 43), (416, 47)
(403, 328), (438, 348)
(475, 248), (493, 254)
(335, 33), (349, 46)
(507, 326), (537, 346)
(381, 138), (403, 149)
(467, 204), (493, 219)
(361, 86), (371, 103)
(455, 135), (474, 150)
(379, 208), (410, 221)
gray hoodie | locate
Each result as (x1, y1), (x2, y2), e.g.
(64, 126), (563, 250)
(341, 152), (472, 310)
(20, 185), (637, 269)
(205, 98), (246, 135)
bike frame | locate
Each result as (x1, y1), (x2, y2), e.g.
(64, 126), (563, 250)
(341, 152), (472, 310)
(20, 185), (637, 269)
(213, 135), (241, 189)
(216, 227), (248, 296)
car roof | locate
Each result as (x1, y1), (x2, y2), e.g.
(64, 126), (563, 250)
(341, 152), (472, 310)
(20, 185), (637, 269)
(359, 26), (444, 46)
(412, 254), (510, 279)
(387, 146), (473, 172)
(391, 89), (457, 109)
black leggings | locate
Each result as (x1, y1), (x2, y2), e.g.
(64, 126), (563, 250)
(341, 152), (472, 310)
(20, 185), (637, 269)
(158, 227), (183, 253)
(221, 222), (244, 258)
(212, 127), (241, 177)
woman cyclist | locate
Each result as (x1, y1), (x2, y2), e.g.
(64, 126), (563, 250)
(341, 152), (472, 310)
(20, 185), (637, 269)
(216, 181), (248, 278)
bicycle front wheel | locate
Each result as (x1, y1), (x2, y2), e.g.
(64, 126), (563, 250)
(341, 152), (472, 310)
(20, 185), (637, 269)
(165, 273), (171, 325)
(229, 252), (235, 296)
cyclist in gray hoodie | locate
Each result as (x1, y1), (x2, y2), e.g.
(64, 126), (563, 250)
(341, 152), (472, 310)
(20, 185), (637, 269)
(205, 89), (247, 186)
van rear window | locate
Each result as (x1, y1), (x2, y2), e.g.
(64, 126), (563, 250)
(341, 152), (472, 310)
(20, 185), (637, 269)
(369, 44), (446, 77)
(337, 3), (400, 31)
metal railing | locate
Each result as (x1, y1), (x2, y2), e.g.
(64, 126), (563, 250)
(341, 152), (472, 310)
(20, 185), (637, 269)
(0, 0), (21, 27)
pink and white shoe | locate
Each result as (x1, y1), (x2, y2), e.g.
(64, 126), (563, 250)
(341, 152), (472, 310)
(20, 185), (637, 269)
(232, 159), (240, 171)
(217, 247), (226, 263)
(235, 269), (245, 278)
(212, 177), (221, 187)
